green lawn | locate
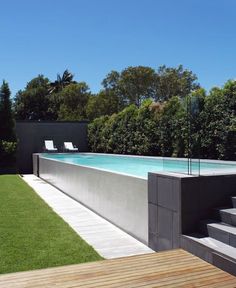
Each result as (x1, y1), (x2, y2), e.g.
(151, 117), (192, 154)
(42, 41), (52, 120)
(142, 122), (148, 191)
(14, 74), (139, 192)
(0, 175), (102, 274)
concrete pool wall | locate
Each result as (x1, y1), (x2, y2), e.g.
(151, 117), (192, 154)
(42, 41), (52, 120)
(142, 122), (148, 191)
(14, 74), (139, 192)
(33, 153), (236, 274)
(33, 153), (236, 248)
(34, 155), (148, 244)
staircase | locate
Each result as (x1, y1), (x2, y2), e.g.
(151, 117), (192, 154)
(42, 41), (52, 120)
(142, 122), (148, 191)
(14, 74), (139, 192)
(181, 196), (236, 276)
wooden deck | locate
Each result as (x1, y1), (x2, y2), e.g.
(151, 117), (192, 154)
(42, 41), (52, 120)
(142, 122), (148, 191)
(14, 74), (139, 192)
(0, 249), (235, 287)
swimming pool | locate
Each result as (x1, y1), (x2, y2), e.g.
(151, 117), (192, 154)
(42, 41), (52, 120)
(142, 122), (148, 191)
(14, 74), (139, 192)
(41, 153), (236, 179)
(34, 153), (236, 245)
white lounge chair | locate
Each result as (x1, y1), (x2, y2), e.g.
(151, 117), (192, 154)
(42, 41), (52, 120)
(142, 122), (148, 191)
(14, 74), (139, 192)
(44, 140), (58, 152)
(64, 142), (78, 152)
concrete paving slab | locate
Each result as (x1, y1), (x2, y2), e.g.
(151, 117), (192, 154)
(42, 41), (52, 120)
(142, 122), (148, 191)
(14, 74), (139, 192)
(22, 174), (153, 259)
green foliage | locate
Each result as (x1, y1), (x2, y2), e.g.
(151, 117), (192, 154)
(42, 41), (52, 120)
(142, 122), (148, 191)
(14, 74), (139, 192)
(48, 69), (76, 94)
(118, 66), (157, 107)
(156, 65), (200, 101)
(100, 65), (200, 111)
(88, 81), (236, 160)
(157, 96), (186, 156)
(0, 141), (17, 163)
(101, 66), (155, 108)
(86, 90), (120, 120)
(88, 101), (161, 155)
(14, 75), (51, 120)
(9, 67), (236, 160)
(88, 115), (110, 152)
(57, 83), (90, 120)
(0, 81), (16, 141)
(13, 65), (201, 121)
(200, 83), (235, 160)
(14, 71), (78, 121)
(0, 81), (17, 166)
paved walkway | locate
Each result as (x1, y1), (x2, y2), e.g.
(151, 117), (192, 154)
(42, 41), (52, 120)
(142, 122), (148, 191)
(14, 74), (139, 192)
(22, 175), (153, 259)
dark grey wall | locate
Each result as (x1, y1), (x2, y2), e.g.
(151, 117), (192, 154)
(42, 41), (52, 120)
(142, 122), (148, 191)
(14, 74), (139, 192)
(148, 172), (236, 251)
(16, 121), (88, 173)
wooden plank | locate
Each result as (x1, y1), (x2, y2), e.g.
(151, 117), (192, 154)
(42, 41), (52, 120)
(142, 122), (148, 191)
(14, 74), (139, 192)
(0, 250), (235, 288)
(0, 250), (187, 281)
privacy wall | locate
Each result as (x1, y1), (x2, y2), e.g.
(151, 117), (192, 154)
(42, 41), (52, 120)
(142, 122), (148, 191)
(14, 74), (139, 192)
(16, 121), (88, 173)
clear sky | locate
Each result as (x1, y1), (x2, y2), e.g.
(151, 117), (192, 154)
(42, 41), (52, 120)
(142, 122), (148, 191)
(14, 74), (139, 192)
(1, 0), (236, 97)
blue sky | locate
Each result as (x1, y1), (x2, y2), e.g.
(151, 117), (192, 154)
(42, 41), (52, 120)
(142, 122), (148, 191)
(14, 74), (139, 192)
(0, 0), (236, 96)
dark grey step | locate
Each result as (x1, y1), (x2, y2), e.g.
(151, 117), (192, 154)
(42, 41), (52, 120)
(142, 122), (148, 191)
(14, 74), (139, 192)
(181, 234), (236, 276)
(206, 222), (236, 248)
(212, 206), (230, 220)
(232, 197), (236, 208)
(219, 208), (236, 226)
(199, 219), (217, 235)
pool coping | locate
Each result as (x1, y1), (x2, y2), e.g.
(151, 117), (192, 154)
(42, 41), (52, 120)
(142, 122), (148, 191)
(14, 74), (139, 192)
(39, 152), (236, 178)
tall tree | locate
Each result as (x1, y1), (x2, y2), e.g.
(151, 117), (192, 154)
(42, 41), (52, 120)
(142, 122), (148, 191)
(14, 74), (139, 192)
(101, 65), (200, 110)
(86, 90), (120, 120)
(14, 75), (50, 120)
(0, 81), (16, 141)
(102, 67), (157, 108)
(155, 65), (200, 101)
(101, 71), (124, 110)
(119, 66), (157, 107)
(48, 69), (76, 94)
(57, 82), (90, 120)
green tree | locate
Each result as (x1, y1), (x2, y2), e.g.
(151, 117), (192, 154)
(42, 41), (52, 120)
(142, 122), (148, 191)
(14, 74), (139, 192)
(155, 65), (200, 101)
(86, 90), (120, 120)
(102, 67), (157, 108)
(14, 75), (50, 120)
(48, 69), (76, 94)
(101, 65), (200, 111)
(0, 81), (16, 141)
(119, 66), (157, 107)
(101, 70), (125, 110)
(57, 83), (90, 120)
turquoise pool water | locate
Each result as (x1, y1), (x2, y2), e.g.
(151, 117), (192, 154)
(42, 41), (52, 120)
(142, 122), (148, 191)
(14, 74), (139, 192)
(41, 153), (236, 179)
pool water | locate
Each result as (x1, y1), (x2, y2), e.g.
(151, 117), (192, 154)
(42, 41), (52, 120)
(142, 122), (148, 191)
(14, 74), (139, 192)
(41, 153), (236, 179)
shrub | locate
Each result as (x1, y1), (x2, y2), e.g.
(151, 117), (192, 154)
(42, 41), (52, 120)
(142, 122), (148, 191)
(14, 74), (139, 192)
(0, 141), (17, 164)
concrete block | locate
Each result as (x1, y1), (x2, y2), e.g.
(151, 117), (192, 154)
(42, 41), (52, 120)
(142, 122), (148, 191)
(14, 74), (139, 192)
(148, 203), (158, 234)
(148, 173), (158, 205)
(157, 206), (173, 250)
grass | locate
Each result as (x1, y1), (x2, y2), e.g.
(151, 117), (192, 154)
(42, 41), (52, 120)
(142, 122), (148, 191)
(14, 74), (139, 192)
(0, 175), (102, 274)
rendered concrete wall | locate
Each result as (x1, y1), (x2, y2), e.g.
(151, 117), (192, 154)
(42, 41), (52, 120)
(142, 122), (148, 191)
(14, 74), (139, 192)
(148, 172), (236, 251)
(32, 154), (40, 176)
(148, 172), (182, 250)
(37, 156), (148, 244)
(16, 121), (88, 173)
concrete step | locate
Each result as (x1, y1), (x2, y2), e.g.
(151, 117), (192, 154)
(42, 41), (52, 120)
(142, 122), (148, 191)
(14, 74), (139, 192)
(200, 220), (236, 248)
(212, 206), (230, 220)
(219, 208), (236, 226)
(181, 234), (236, 276)
(199, 219), (216, 235)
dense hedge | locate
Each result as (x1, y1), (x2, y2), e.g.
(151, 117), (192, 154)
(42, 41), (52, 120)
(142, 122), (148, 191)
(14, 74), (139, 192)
(0, 141), (17, 165)
(88, 83), (236, 160)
